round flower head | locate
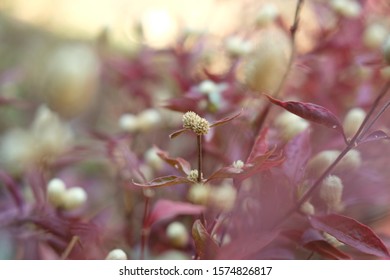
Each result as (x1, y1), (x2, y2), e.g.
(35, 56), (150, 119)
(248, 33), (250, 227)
(182, 111), (210, 135)
(105, 249), (128, 260)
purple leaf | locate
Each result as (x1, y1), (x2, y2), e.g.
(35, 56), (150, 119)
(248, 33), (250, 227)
(146, 200), (204, 228)
(265, 95), (346, 141)
(282, 130), (311, 185)
(217, 231), (279, 260)
(210, 110), (242, 128)
(192, 219), (219, 259)
(247, 128), (269, 163)
(132, 175), (191, 188)
(169, 128), (189, 139)
(358, 130), (390, 144)
(310, 214), (390, 258)
(154, 146), (192, 175)
(206, 149), (283, 183)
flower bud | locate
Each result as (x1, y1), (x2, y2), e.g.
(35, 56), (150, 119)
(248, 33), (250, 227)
(47, 178), (67, 207)
(343, 108), (366, 138)
(337, 149), (362, 172)
(62, 187), (87, 210)
(118, 114), (139, 132)
(243, 27), (291, 95)
(187, 183), (209, 205)
(274, 111), (309, 141)
(232, 160), (244, 169)
(225, 36), (252, 57)
(330, 0), (361, 18)
(300, 201), (315, 215)
(144, 147), (164, 171)
(363, 23), (388, 49)
(255, 4), (279, 27)
(166, 222), (189, 248)
(105, 249), (128, 260)
(137, 109), (161, 131)
(187, 169), (201, 182)
(319, 175), (344, 211)
(383, 35), (390, 65)
(182, 111), (210, 135)
(209, 183), (237, 212)
(41, 44), (100, 118)
(306, 150), (339, 177)
(323, 232), (344, 247)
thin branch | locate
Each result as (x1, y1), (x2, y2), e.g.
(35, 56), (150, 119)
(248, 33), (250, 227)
(197, 135), (203, 183)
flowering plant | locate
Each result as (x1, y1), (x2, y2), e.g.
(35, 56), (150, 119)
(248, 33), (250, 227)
(1, 0), (390, 260)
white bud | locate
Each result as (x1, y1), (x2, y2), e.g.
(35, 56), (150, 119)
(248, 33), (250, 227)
(62, 187), (87, 210)
(105, 249), (128, 260)
(319, 175), (344, 211)
(31, 105), (74, 159)
(166, 222), (189, 248)
(306, 150), (340, 177)
(198, 80), (218, 94)
(300, 201), (315, 215)
(232, 160), (244, 169)
(47, 178), (66, 207)
(144, 147), (164, 170)
(225, 36), (253, 57)
(323, 232), (344, 247)
(187, 183), (209, 205)
(330, 0), (361, 18)
(343, 108), (366, 138)
(42, 44), (100, 118)
(187, 169), (201, 182)
(380, 66), (390, 79)
(363, 23), (388, 49)
(274, 111), (309, 141)
(209, 183), (237, 212)
(338, 149), (362, 172)
(119, 114), (139, 132)
(383, 35), (390, 65)
(243, 27), (291, 95)
(0, 129), (35, 173)
(255, 4), (279, 27)
(137, 109), (161, 131)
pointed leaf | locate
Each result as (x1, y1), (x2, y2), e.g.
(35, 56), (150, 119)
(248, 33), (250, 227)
(217, 231), (279, 260)
(358, 130), (390, 144)
(192, 219), (219, 259)
(282, 130), (311, 185)
(300, 228), (351, 260)
(206, 149), (283, 183)
(265, 95), (346, 141)
(304, 240), (352, 260)
(146, 200), (204, 228)
(154, 146), (191, 175)
(132, 175), (191, 188)
(247, 128), (269, 163)
(210, 110), (242, 128)
(169, 128), (189, 139)
(310, 214), (390, 258)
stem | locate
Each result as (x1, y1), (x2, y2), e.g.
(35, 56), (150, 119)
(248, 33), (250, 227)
(251, 0), (305, 140)
(61, 235), (80, 260)
(140, 194), (150, 260)
(357, 80), (390, 140)
(272, 80), (390, 229)
(197, 135), (203, 183)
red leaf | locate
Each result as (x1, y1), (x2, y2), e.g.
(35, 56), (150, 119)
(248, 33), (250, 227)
(282, 130), (311, 185)
(146, 200), (204, 228)
(305, 240), (351, 260)
(217, 231), (279, 260)
(265, 95), (346, 141)
(169, 128), (189, 139)
(210, 110), (242, 128)
(310, 214), (390, 258)
(154, 146), (191, 175)
(206, 149), (283, 183)
(358, 130), (390, 144)
(192, 219), (219, 259)
(247, 128), (269, 163)
(132, 175), (191, 188)
(300, 229), (351, 260)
